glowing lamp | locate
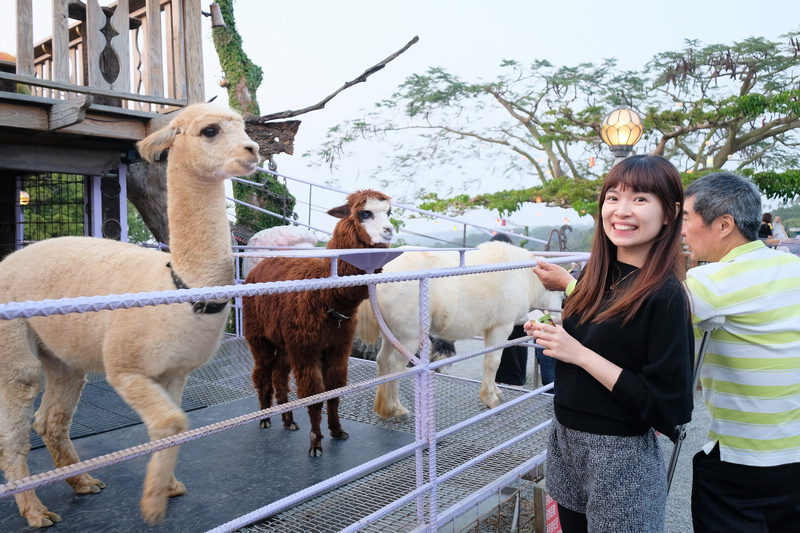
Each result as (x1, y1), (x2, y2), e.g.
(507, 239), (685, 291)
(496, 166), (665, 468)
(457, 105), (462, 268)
(19, 190), (30, 206)
(601, 107), (643, 160)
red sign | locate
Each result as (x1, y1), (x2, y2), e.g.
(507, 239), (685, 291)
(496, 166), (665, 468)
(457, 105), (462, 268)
(545, 493), (562, 533)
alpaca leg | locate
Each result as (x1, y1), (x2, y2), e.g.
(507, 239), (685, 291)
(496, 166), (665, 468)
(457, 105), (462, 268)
(272, 356), (299, 430)
(323, 352), (349, 440)
(248, 337), (276, 429)
(291, 359), (326, 457)
(106, 370), (189, 525)
(374, 341), (410, 422)
(160, 375), (190, 498)
(34, 352), (105, 495)
(479, 349), (504, 408)
(480, 327), (512, 408)
(0, 323), (61, 528)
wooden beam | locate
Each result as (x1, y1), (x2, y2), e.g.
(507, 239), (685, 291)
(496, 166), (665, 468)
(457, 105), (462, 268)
(59, 114), (148, 139)
(0, 101), (49, 130)
(0, 100), (148, 140)
(0, 71), (187, 106)
(48, 94), (95, 130)
(0, 142), (120, 174)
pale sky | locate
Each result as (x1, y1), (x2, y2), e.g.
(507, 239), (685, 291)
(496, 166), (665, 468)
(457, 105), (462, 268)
(207, 1), (799, 236)
(3, 0), (797, 238)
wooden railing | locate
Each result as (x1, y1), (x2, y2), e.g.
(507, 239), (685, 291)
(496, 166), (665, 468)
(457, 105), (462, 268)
(1, 0), (204, 112)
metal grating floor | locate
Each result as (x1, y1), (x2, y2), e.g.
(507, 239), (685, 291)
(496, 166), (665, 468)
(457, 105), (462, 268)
(194, 337), (554, 532)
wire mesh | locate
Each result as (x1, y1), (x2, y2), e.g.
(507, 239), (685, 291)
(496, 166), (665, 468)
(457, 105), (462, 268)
(200, 338), (554, 533)
(17, 173), (85, 246)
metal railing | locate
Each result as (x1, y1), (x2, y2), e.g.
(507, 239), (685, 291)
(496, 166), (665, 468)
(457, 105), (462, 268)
(0, 244), (589, 532)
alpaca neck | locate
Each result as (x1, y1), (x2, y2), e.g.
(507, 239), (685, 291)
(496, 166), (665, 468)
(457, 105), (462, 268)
(166, 172), (233, 288)
(329, 258), (370, 310)
(323, 232), (371, 309)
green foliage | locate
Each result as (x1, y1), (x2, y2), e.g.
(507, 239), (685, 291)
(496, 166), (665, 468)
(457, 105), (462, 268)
(744, 169), (800, 203)
(233, 172), (296, 232)
(312, 29), (800, 221)
(126, 200), (155, 244)
(21, 174), (84, 241)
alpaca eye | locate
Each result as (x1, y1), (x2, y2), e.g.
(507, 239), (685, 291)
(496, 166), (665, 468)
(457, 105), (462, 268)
(359, 211), (372, 220)
(201, 126), (219, 138)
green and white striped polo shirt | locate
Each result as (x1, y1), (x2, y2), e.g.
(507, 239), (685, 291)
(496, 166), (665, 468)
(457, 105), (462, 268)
(686, 240), (800, 467)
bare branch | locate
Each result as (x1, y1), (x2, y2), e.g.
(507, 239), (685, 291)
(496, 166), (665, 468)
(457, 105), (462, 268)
(247, 36), (420, 124)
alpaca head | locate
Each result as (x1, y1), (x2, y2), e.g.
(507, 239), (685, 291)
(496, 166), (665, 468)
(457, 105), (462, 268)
(136, 103), (260, 180)
(327, 190), (394, 248)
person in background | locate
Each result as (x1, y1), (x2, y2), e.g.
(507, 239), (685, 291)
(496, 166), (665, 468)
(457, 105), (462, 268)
(682, 172), (800, 533)
(758, 212), (773, 239)
(525, 155), (694, 532)
(772, 215), (789, 239)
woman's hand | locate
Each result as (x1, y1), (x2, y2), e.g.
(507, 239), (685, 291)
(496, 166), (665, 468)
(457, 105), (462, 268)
(532, 260), (575, 292)
(524, 320), (586, 365)
(524, 319), (623, 392)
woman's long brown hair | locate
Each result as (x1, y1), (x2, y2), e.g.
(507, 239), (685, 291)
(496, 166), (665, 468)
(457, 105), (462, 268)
(564, 155), (686, 325)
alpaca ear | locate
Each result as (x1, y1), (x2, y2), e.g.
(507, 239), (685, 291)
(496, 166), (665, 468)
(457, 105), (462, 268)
(327, 204), (351, 219)
(137, 127), (180, 162)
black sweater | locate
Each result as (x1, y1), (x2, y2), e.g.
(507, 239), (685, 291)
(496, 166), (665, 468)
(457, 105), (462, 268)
(554, 262), (694, 441)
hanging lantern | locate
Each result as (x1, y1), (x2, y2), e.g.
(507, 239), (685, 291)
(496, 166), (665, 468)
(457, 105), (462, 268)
(19, 190), (30, 206)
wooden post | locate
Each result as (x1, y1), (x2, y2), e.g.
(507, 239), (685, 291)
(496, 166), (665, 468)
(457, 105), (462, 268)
(52, 0), (71, 84)
(183, 0), (204, 103)
(16, 0), (34, 77)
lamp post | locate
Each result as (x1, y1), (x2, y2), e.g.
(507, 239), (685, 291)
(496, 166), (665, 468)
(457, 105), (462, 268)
(600, 107), (643, 165)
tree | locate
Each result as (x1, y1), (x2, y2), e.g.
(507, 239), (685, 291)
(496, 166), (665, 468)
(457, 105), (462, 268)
(313, 31), (800, 219)
(211, 0), (296, 233)
(209, 1), (417, 234)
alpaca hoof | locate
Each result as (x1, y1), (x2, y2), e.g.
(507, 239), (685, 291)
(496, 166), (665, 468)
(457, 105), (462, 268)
(69, 474), (106, 494)
(393, 412), (409, 423)
(25, 510), (61, 528)
(168, 479), (187, 498)
(260, 418), (271, 429)
(331, 430), (349, 440)
(308, 445), (323, 457)
(284, 422), (299, 431)
(141, 500), (167, 526)
(482, 395), (501, 409)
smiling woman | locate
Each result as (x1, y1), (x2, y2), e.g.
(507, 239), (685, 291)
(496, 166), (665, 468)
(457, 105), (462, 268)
(526, 155), (694, 532)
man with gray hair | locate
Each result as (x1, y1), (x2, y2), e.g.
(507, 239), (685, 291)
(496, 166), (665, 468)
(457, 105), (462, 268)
(682, 172), (800, 533)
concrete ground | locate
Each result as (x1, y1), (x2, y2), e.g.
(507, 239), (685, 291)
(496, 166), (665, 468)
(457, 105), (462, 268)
(444, 339), (707, 533)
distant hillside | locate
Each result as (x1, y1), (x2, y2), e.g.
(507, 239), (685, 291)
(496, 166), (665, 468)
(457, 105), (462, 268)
(394, 223), (595, 252)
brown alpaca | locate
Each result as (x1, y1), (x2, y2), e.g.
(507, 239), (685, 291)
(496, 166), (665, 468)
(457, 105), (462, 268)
(242, 190), (393, 457)
(0, 104), (259, 528)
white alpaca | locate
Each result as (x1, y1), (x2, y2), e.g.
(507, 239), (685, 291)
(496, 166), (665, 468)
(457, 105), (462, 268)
(241, 225), (318, 278)
(0, 104), (259, 528)
(357, 241), (563, 422)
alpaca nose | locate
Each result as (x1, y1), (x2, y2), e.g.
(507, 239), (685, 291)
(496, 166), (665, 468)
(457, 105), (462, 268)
(244, 142), (259, 158)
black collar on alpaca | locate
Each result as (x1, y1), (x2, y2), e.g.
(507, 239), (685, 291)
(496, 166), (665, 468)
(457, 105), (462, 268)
(327, 307), (351, 328)
(167, 262), (229, 315)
